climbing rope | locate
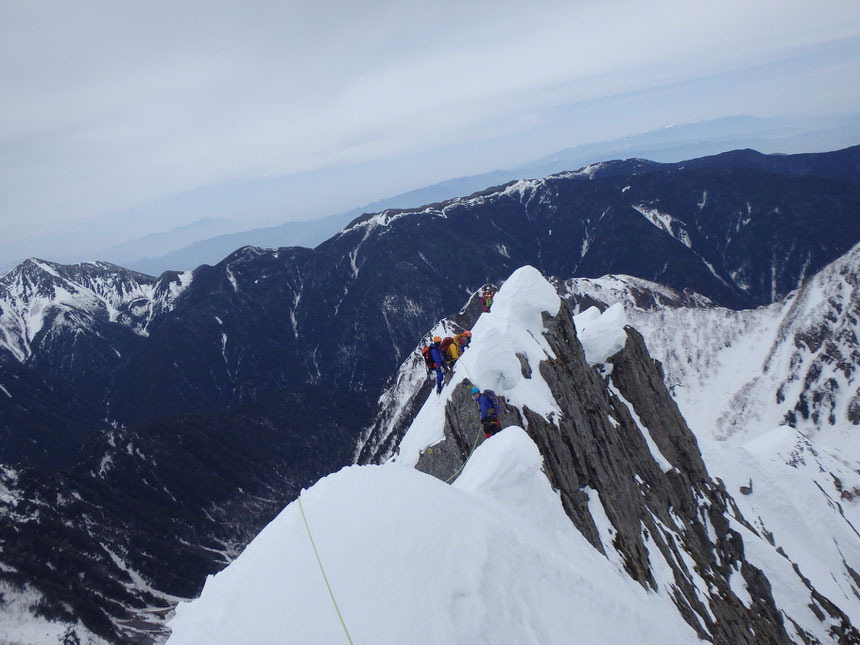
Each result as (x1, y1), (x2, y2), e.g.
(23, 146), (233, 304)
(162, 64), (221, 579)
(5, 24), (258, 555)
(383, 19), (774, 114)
(444, 423), (483, 484)
(442, 345), (485, 484)
(297, 494), (354, 645)
(437, 334), (484, 484)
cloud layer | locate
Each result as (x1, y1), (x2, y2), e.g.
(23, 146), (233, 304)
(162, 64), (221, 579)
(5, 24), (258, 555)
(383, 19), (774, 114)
(2, 0), (860, 259)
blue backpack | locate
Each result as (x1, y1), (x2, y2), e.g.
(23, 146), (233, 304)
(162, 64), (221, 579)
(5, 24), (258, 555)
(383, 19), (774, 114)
(483, 390), (503, 417)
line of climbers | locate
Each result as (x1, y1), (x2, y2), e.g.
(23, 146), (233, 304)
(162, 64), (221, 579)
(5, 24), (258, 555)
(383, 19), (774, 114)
(421, 331), (472, 394)
(420, 330), (505, 439)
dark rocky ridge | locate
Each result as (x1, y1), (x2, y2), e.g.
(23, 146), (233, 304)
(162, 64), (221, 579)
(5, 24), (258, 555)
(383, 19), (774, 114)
(2, 146), (860, 641)
(410, 300), (857, 643)
(3, 147), (860, 468)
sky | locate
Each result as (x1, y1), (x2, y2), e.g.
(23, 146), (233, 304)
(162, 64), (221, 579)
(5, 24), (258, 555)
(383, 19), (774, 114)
(2, 0), (860, 268)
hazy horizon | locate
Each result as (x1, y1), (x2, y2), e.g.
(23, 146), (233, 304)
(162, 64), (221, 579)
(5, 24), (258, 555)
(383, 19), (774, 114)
(3, 1), (860, 270)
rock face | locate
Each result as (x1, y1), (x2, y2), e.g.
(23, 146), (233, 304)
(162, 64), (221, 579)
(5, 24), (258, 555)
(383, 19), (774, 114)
(409, 298), (857, 643)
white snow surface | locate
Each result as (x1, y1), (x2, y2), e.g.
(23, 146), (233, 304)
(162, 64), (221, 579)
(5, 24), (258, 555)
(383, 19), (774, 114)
(573, 303), (628, 365)
(397, 265), (561, 466)
(167, 429), (700, 645)
(701, 427), (860, 633)
(562, 254), (860, 638)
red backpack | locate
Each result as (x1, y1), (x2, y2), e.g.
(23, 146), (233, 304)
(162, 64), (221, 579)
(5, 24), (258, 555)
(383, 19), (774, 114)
(440, 337), (454, 353)
(420, 347), (435, 372)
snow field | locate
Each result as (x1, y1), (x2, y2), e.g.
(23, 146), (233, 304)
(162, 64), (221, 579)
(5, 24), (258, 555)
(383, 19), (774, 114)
(701, 427), (860, 634)
(167, 429), (701, 645)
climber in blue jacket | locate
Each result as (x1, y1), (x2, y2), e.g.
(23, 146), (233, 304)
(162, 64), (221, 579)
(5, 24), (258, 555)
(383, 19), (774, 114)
(430, 336), (449, 394)
(472, 387), (502, 437)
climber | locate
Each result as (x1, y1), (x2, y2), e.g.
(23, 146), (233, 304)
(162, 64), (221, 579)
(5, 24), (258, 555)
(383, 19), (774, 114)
(471, 387), (502, 437)
(446, 330), (472, 365)
(453, 330), (471, 352)
(430, 336), (449, 394)
(481, 287), (494, 313)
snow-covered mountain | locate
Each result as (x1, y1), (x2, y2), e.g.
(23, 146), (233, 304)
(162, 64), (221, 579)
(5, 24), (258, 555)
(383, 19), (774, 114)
(3, 145), (860, 643)
(0, 259), (188, 362)
(576, 244), (860, 457)
(555, 246), (860, 641)
(168, 266), (859, 643)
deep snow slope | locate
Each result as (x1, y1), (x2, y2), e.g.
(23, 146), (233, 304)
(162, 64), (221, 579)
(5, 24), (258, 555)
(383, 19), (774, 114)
(170, 266), (857, 643)
(568, 242), (860, 457)
(167, 431), (701, 645)
(560, 249), (860, 638)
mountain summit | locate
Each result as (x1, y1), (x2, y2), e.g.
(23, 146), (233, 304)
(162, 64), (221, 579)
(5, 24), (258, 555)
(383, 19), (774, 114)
(167, 267), (858, 644)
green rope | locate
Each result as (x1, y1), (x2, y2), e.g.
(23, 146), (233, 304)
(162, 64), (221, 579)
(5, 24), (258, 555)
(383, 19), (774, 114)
(298, 494), (354, 645)
(441, 351), (483, 484)
(445, 424), (483, 484)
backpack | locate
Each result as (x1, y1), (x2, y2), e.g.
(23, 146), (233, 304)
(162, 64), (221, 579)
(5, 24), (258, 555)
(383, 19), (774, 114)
(420, 347), (435, 372)
(483, 389), (503, 417)
(440, 337), (454, 353)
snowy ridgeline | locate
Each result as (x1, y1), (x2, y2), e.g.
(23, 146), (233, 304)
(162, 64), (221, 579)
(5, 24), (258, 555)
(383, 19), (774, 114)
(167, 432), (699, 645)
(166, 266), (860, 644)
(569, 269), (860, 637)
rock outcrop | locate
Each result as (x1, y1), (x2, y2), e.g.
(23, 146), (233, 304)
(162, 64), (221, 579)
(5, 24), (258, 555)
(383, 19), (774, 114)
(413, 297), (857, 643)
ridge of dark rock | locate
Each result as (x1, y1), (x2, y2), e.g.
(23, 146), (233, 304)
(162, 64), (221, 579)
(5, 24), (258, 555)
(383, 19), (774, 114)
(412, 298), (856, 643)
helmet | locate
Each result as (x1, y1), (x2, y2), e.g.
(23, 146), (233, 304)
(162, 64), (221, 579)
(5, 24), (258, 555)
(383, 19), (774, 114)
(471, 387), (480, 395)
(433, 336), (442, 343)
(463, 331), (472, 337)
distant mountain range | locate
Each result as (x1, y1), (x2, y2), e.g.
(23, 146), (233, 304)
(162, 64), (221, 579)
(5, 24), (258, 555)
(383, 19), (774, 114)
(1, 145), (860, 642)
(78, 113), (860, 276)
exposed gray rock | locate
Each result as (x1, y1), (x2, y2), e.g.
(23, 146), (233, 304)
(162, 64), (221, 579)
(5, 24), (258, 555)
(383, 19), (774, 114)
(355, 286), (493, 465)
(415, 381), (522, 483)
(415, 299), (808, 643)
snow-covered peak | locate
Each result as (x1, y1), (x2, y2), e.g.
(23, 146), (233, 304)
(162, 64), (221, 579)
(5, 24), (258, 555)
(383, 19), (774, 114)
(167, 260), (860, 643)
(563, 273), (715, 312)
(167, 428), (700, 645)
(0, 258), (191, 361)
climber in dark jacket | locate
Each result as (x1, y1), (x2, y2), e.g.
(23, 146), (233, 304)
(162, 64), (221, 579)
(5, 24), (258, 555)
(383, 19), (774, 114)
(472, 387), (501, 437)
(430, 337), (449, 394)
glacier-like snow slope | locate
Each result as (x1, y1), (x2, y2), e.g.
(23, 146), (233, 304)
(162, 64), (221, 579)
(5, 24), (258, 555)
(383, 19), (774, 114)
(167, 430), (700, 645)
(567, 269), (860, 633)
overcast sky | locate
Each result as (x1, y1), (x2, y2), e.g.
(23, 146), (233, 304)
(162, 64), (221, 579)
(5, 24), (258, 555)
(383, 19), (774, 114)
(2, 0), (860, 267)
